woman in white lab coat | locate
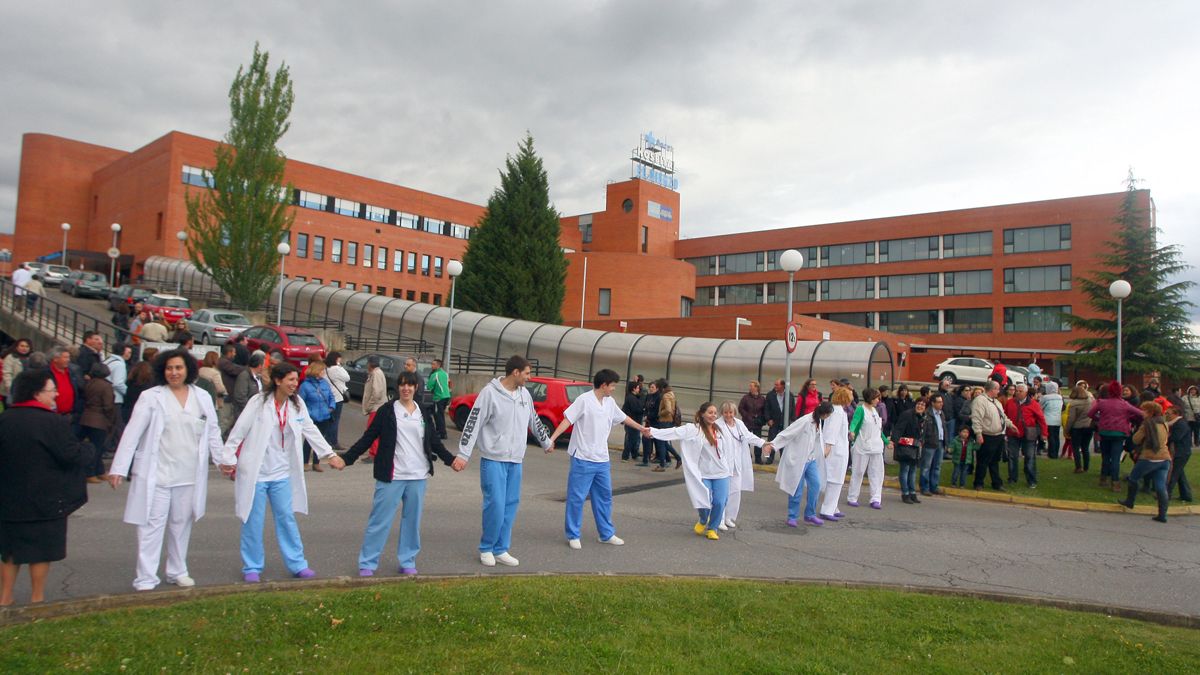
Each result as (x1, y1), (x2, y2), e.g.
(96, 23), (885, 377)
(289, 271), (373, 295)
(648, 402), (731, 540)
(221, 362), (345, 583)
(717, 401), (764, 530)
(818, 388), (854, 521)
(108, 348), (227, 591)
(846, 388), (893, 509)
(768, 401), (834, 527)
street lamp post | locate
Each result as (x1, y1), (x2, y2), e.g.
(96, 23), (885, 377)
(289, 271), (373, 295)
(109, 223), (122, 287)
(1109, 279), (1131, 384)
(779, 249), (805, 426)
(60, 223), (71, 267)
(735, 317), (752, 340)
(444, 260), (464, 369)
(276, 242), (291, 325)
(175, 230), (188, 295)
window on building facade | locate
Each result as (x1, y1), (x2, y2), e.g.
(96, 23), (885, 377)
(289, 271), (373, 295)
(298, 190), (327, 211)
(421, 254), (431, 276)
(943, 270), (993, 295)
(361, 284), (370, 294)
(820, 242), (874, 267)
(397, 212), (418, 229)
(365, 205), (390, 223)
(296, 233), (309, 259)
(392, 250), (404, 272)
(311, 278), (323, 285)
(331, 239), (343, 264)
(423, 218), (446, 235)
(767, 247), (819, 270)
(450, 223), (471, 239)
(824, 312), (875, 329)
(944, 308), (993, 333)
(767, 280), (817, 303)
(1004, 224), (1071, 254)
(686, 256), (716, 276)
(879, 310), (938, 334)
(331, 280), (340, 288)
(718, 251), (764, 274)
(406, 290), (416, 301)
(377, 247), (387, 270)
(641, 226), (648, 253)
(879, 273), (938, 298)
(346, 242), (358, 266)
(878, 236), (938, 263)
(407, 251), (417, 273)
(680, 297), (693, 317)
(433, 293), (442, 305)
(334, 198), (360, 218)
(312, 236), (325, 261)
(1004, 305), (1071, 332)
(821, 276), (875, 301)
(434, 257), (444, 278)
(1004, 265), (1072, 293)
(346, 282), (356, 291)
(181, 165), (213, 188)
(943, 231), (992, 258)
(694, 286), (715, 306)
(418, 291), (428, 302)
(598, 288), (612, 315)
(362, 244), (373, 267)
(392, 288), (403, 299)
(377, 287), (387, 296)
(718, 284), (762, 305)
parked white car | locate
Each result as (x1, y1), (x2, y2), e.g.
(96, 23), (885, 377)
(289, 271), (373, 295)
(188, 309), (252, 344)
(933, 357), (1025, 386)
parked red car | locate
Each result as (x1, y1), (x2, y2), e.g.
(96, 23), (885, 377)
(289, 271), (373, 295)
(449, 376), (592, 437)
(240, 324), (327, 369)
(142, 294), (193, 328)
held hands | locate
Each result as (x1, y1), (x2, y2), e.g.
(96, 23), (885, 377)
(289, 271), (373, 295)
(545, 434), (559, 453)
(326, 455), (346, 470)
(761, 442), (773, 458)
(451, 457), (467, 472)
(107, 474), (123, 489)
(218, 464), (237, 478)
(640, 425), (654, 439)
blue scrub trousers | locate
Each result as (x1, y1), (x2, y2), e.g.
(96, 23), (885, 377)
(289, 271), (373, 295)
(697, 477), (730, 531)
(479, 458), (522, 555)
(564, 456), (616, 541)
(358, 478), (427, 570)
(240, 479), (307, 575)
(787, 459), (822, 520)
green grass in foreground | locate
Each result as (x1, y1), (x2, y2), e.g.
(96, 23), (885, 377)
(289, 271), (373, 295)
(884, 451), (1198, 505)
(2, 577), (1196, 673)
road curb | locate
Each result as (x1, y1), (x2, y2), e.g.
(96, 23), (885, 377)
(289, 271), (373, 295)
(1, 573), (1195, 630)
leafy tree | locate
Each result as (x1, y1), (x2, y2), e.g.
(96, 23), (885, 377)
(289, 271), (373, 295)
(1063, 171), (1198, 379)
(457, 134), (567, 323)
(185, 43), (294, 309)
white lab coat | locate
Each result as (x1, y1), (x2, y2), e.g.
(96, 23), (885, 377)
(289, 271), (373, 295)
(771, 413), (824, 497)
(718, 417), (763, 493)
(110, 385), (224, 525)
(222, 393), (335, 523)
(650, 423), (730, 509)
(821, 406), (850, 486)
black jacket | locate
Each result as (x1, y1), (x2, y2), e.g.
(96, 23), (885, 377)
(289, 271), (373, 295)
(342, 400), (454, 482)
(0, 406), (92, 521)
(890, 408), (925, 462)
(922, 408), (949, 449)
(765, 390), (795, 428)
(622, 391), (644, 420)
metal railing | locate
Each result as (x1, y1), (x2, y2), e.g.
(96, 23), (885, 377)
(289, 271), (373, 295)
(0, 277), (129, 349)
(450, 354), (545, 376)
(344, 334), (431, 353)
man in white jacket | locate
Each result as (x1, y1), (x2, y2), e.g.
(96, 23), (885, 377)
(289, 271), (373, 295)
(453, 355), (551, 567)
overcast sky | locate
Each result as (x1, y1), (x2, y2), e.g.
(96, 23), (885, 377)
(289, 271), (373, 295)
(3, 1), (1198, 312)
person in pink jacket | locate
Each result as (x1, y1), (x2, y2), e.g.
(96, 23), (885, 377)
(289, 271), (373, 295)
(1089, 381), (1145, 491)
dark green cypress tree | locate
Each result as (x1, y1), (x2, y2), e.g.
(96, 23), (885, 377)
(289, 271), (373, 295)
(1063, 171), (1198, 379)
(457, 134), (567, 323)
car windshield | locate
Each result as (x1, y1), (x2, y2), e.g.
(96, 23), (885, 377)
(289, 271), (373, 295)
(81, 272), (105, 282)
(287, 333), (321, 346)
(131, 289), (154, 298)
(213, 313), (250, 325)
(565, 385), (592, 401)
(156, 298), (190, 308)
(48, 265), (70, 274)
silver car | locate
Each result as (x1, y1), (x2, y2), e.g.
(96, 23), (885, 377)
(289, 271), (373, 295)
(188, 309), (252, 344)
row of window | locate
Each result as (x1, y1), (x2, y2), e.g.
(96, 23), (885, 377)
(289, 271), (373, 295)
(292, 233), (445, 278)
(593, 289), (694, 318)
(695, 265), (1071, 305)
(182, 165), (473, 240)
(818, 306), (1071, 334)
(286, 275), (444, 305)
(685, 224), (1071, 275)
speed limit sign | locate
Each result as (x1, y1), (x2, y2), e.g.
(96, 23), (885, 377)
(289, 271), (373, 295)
(785, 322), (799, 353)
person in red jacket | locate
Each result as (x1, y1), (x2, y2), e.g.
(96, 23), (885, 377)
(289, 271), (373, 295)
(1003, 383), (1047, 488)
(794, 379), (824, 419)
(989, 361), (1008, 386)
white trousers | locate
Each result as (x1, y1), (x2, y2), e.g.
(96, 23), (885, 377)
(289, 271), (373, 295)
(846, 451), (884, 505)
(819, 449), (849, 516)
(725, 487), (742, 523)
(134, 484), (196, 590)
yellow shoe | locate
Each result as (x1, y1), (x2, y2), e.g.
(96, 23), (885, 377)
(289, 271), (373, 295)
(693, 522), (706, 535)
(705, 529), (720, 540)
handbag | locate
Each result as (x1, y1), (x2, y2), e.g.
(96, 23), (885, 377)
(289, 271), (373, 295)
(898, 437), (916, 446)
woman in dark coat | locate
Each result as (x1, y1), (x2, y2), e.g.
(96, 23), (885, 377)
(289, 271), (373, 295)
(890, 396), (927, 505)
(0, 369), (92, 605)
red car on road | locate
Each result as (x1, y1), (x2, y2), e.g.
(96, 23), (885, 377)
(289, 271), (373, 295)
(449, 376), (592, 438)
(142, 294), (193, 328)
(240, 324), (327, 369)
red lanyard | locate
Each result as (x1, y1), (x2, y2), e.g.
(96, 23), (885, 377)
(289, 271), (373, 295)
(274, 400), (288, 444)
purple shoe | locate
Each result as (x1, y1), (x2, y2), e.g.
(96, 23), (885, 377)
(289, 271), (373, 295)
(400, 567), (418, 576)
(243, 572), (260, 583)
(834, 511), (845, 518)
(804, 516), (825, 526)
(358, 568), (374, 577)
(819, 513), (840, 521)
(786, 518), (798, 527)
(870, 501), (882, 510)
(295, 568), (316, 579)
(847, 500), (860, 507)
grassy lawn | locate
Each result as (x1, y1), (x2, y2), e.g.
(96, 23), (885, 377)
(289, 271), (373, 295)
(2, 577), (1196, 672)
(884, 451), (1197, 505)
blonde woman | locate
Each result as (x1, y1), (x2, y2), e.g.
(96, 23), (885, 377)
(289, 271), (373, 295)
(717, 401), (764, 529)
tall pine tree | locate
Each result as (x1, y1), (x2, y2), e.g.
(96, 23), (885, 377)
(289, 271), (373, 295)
(457, 134), (567, 323)
(185, 43), (295, 309)
(1063, 171), (1198, 379)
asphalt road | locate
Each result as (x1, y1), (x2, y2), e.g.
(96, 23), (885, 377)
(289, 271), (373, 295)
(8, 405), (1198, 618)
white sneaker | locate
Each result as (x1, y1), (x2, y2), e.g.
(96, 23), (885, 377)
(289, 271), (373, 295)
(494, 552), (520, 567)
(567, 538), (582, 550)
(169, 575), (195, 588)
(718, 522), (729, 531)
(726, 520), (737, 529)
(480, 552), (496, 567)
(599, 535), (625, 546)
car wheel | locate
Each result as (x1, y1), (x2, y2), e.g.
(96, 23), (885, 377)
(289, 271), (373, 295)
(938, 372), (957, 384)
(200, 333), (210, 345)
(453, 406), (470, 431)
